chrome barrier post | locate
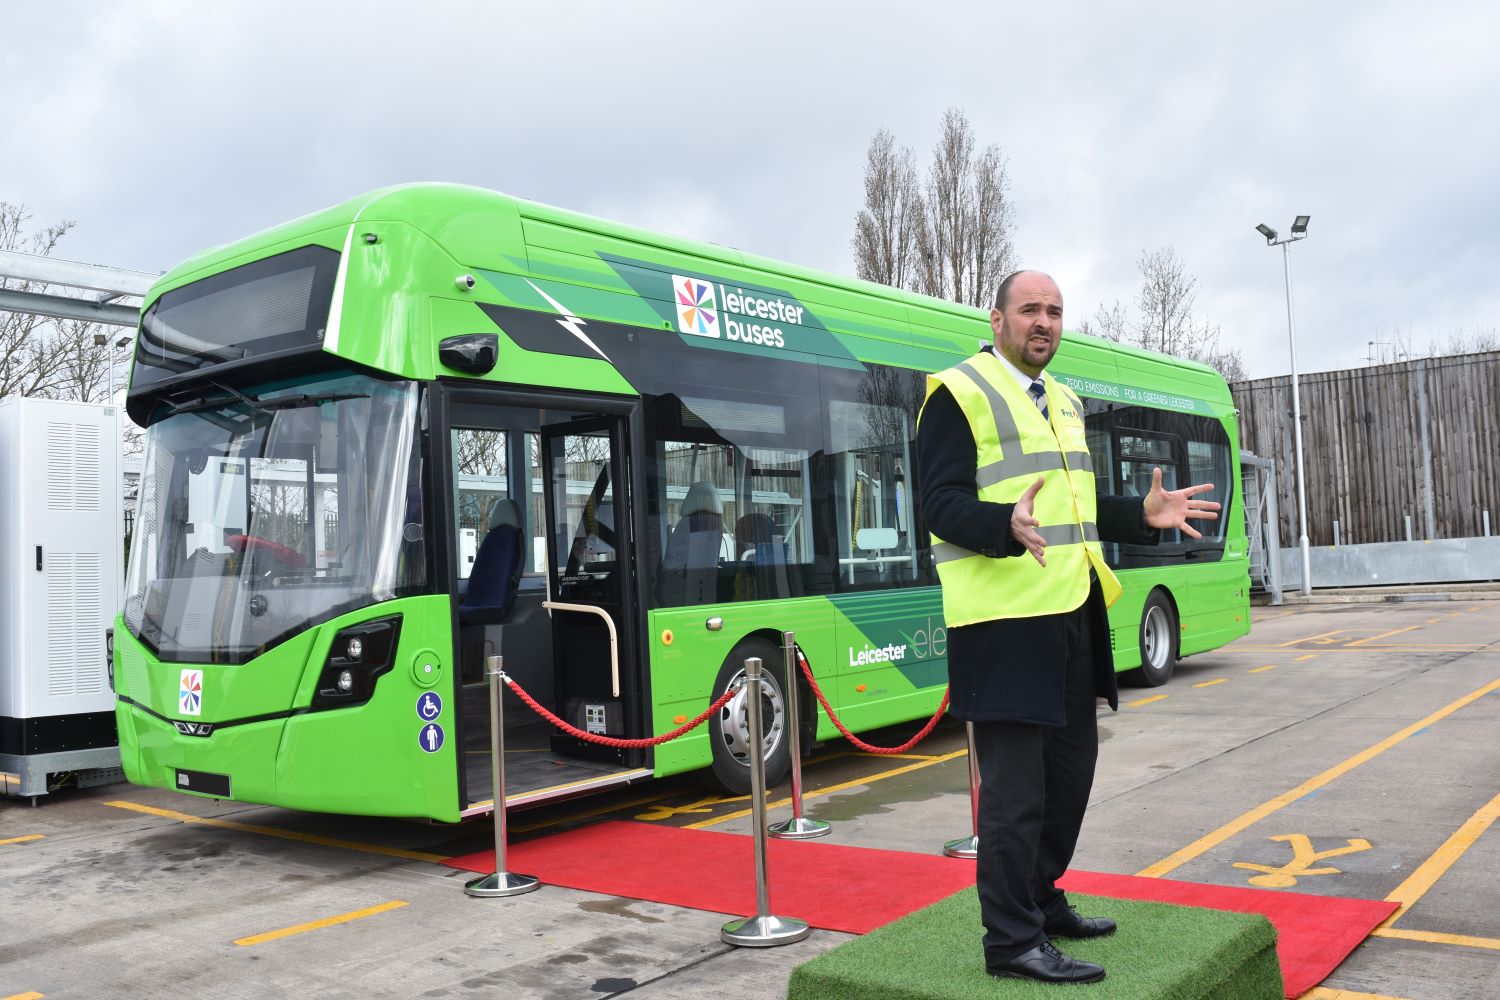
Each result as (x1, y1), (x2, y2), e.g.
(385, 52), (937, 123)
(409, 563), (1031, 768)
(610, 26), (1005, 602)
(943, 721), (980, 859)
(721, 656), (810, 947)
(465, 655), (540, 898)
(769, 631), (830, 841)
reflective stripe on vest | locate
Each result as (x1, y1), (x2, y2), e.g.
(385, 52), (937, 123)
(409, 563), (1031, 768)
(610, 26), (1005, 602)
(921, 351), (1123, 627)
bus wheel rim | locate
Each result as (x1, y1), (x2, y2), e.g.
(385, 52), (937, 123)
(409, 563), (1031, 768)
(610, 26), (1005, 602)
(1143, 606), (1168, 669)
(720, 670), (785, 767)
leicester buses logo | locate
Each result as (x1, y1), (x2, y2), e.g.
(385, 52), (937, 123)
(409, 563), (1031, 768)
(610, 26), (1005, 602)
(672, 274), (719, 338)
(179, 669), (203, 716)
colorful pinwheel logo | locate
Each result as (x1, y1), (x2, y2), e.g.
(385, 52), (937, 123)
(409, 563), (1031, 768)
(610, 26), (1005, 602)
(672, 275), (719, 338)
(179, 669), (203, 716)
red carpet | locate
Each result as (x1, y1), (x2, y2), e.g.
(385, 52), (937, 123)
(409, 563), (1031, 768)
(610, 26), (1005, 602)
(446, 821), (1396, 998)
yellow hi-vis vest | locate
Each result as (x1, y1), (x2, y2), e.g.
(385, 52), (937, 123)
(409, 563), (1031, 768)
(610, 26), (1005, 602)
(922, 351), (1123, 627)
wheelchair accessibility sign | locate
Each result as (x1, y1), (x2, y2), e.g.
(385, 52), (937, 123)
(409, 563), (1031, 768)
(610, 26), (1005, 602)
(419, 723), (445, 753)
(416, 692), (443, 722)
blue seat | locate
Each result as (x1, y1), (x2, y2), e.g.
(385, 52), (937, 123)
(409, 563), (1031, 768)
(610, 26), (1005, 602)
(659, 481), (724, 606)
(461, 499), (524, 625)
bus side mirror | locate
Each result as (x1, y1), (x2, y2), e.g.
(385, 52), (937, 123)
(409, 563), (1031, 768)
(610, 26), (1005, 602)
(439, 334), (499, 376)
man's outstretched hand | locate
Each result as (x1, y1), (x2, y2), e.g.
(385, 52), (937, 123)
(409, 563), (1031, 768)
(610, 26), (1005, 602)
(1142, 466), (1221, 539)
(1011, 477), (1048, 566)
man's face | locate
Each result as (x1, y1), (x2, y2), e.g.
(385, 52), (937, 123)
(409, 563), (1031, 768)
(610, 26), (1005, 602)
(991, 272), (1063, 375)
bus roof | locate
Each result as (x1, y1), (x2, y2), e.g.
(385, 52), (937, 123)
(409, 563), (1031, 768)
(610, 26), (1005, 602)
(148, 183), (1230, 411)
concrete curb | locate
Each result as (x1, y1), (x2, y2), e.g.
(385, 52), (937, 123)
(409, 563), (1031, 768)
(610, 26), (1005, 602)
(1254, 585), (1500, 606)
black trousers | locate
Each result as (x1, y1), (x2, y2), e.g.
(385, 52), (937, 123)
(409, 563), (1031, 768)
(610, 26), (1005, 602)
(972, 602), (1099, 965)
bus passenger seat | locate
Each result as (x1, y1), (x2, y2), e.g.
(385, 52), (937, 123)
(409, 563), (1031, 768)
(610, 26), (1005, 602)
(460, 499), (524, 624)
(735, 512), (794, 600)
(660, 481), (724, 605)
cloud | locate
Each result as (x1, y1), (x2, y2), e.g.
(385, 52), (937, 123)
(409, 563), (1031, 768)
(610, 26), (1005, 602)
(6, 1), (1498, 378)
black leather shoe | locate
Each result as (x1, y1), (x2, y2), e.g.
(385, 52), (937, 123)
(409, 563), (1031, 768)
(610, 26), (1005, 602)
(1045, 904), (1117, 939)
(988, 941), (1106, 984)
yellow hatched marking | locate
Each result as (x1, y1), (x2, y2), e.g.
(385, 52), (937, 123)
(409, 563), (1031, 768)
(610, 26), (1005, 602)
(1129, 694), (1169, 707)
(1294, 654), (1318, 661)
(0, 834), (44, 846)
(1371, 926), (1500, 952)
(1250, 665), (1278, 674)
(633, 793), (750, 823)
(104, 801), (448, 863)
(1301, 988), (1412, 1000)
(685, 748), (968, 830)
(1381, 790), (1500, 925)
(1193, 678), (1228, 688)
(1137, 676), (1500, 878)
(234, 900), (407, 946)
(1232, 833), (1371, 887)
(1279, 629), (1346, 646)
(509, 792), (678, 834)
(1347, 626), (1421, 647)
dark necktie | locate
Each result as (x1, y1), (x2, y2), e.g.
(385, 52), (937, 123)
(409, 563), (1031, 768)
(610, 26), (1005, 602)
(1028, 379), (1049, 422)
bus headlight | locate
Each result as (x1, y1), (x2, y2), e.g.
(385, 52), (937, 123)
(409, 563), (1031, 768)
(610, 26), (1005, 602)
(312, 616), (403, 709)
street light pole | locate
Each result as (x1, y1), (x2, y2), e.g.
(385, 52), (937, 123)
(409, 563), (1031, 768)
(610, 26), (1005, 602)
(1256, 217), (1313, 596)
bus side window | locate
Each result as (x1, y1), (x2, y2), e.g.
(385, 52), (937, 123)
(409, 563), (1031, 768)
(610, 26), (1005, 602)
(828, 397), (917, 591)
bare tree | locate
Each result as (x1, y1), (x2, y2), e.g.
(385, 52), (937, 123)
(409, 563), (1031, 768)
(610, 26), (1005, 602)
(1077, 300), (1130, 343)
(1078, 248), (1246, 381)
(0, 202), (77, 399)
(1134, 248), (1204, 356)
(857, 109), (1017, 307)
(852, 130), (922, 289)
(48, 318), (120, 402)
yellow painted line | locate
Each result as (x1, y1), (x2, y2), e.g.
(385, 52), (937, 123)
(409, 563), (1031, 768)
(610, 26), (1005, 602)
(3, 992), (46, 1000)
(1137, 676), (1500, 878)
(1381, 790), (1500, 924)
(1347, 625), (1421, 647)
(104, 801), (449, 863)
(1300, 988), (1412, 1000)
(1279, 629), (1346, 646)
(1467, 605), (1482, 611)
(685, 748), (969, 830)
(1294, 654), (1318, 661)
(1249, 665), (1278, 674)
(1129, 694), (1170, 707)
(1371, 926), (1500, 952)
(234, 900), (407, 946)
(1193, 678), (1228, 688)
(0, 834), (44, 846)
(509, 791), (678, 834)
(1427, 617), (1444, 624)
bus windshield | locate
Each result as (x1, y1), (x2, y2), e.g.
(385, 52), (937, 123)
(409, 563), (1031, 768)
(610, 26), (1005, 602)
(123, 372), (425, 663)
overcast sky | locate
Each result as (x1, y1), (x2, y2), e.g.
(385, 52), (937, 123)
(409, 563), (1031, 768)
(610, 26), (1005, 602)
(8, 1), (1498, 379)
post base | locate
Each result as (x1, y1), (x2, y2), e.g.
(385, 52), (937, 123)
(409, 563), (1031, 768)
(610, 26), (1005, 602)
(943, 835), (978, 859)
(769, 816), (832, 840)
(464, 871), (541, 898)
(721, 913), (811, 947)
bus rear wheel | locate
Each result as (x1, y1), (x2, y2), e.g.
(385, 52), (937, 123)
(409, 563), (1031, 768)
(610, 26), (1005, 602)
(1122, 590), (1178, 687)
(707, 638), (791, 794)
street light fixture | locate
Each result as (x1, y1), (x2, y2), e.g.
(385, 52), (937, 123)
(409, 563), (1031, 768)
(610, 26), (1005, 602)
(1255, 215), (1313, 596)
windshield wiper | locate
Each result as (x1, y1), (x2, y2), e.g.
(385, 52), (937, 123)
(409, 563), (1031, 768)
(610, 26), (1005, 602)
(162, 382), (367, 417)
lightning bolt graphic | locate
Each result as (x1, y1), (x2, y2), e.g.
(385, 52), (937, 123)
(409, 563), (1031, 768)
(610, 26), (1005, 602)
(524, 279), (610, 362)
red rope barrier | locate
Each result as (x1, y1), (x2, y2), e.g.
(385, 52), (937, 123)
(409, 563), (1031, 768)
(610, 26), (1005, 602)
(503, 674), (738, 749)
(795, 650), (950, 755)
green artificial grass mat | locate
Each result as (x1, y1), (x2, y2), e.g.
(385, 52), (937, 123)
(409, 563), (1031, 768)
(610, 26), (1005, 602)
(787, 890), (1282, 1000)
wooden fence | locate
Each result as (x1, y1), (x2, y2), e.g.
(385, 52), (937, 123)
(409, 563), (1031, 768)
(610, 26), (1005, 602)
(1230, 351), (1500, 547)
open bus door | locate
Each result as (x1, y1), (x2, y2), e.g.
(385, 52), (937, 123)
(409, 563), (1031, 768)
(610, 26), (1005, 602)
(445, 390), (650, 817)
(538, 414), (643, 768)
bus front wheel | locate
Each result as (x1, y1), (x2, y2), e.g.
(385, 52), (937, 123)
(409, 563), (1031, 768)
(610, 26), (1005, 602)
(707, 638), (791, 794)
(1122, 590), (1178, 687)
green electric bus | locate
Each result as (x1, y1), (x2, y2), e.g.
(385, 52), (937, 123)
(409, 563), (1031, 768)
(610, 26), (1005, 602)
(113, 184), (1250, 823)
